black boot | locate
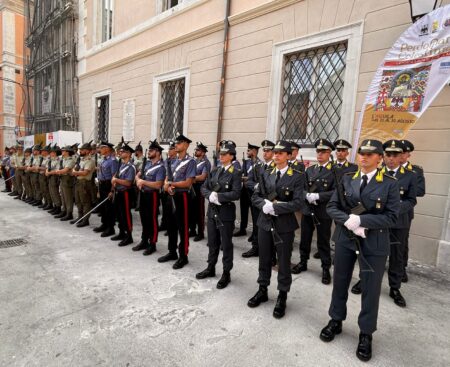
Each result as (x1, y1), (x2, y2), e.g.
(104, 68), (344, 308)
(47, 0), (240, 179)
(322, 268), (331, 285)
(389, 288), (406, 307)
(351, 280), (362, 294)
(132, 240), (148, 251)
(247, 286), (268, 308)
(217, 271), (231, 289)
(100, 228), (115, 237)
(233, 229), (247, 237)
(76, 219), (90, 228)
(291, 261), (308, 274)
(142, 243), (156, 256)
(70, 217), (82, 225)
(32, 200), (42, 207)
(193, 233), (204, 242)
(93, 224), (107, 233)
(196, 265), (216, 279)
(60, 213), (73, 221)
(157, 252), (178, 263)
(52, 207), (62, 215)
(313, 251), (320, 259)
(242, 247), (258, 258)
(37, 202), (46, 208)
(320, 319), (342, 342)
(111, 232), (126, 241)
(188, 230), (197, 238)
(172, 256), (188, 269)
(356, 333), (372, 362)
(273, 291), (287, 319)
(118, 235), (133, 247)
(54, 211), (67, 219)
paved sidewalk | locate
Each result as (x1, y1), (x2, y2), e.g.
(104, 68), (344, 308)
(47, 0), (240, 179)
(0, 193), (449, 367)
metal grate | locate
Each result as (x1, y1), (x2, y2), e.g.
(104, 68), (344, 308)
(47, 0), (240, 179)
(96, 96), (109, 142)
(280, 42), (347, 147)
(0, 238), (28, 249)
(160, 78), (185, 143)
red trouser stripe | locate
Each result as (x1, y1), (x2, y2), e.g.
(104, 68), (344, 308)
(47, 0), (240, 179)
(124, 191), (132, 232)
(152, 191), (158, 244)
(183, 192), (189, 255)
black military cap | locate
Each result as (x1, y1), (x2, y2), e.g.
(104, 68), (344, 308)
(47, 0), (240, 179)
(41, 143), (52, 152)
(61, 145), (75, 153)
(401, 140), (414, 152)
(383, 139), (405, 153)
(135, 141), (143, 152)
(333, 139), (352, 149)
(315, 139), (334, 151)
(32, 144), (42, 151)
(261, 140), (275, 150)
(24, 147), (32, 154)
(175, 133), (192, 144)
(148, 139), (164, 152)
(91, 143), (97, 150)
(219, 139), (236, 148)
(273, 140), (293, 153)
(71, 143), (80, 151)
(220, 141), (236, 155)
(358, 139), (383, 154)
(247, 142), (260, 150)
(168, 141), (176, 150)
(80, 140), (93, 150)
(121, 142), (135, 154)
(195, 141), (208, 152)
(289, 141), (301, 149)
(51, 144), (62, 156)
(99, 141), (114, 149)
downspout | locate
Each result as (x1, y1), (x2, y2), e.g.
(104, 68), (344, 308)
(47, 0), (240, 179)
(216, 0), (231, 145)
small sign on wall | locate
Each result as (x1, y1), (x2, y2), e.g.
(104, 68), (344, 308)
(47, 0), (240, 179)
(123, 99), (136, 142)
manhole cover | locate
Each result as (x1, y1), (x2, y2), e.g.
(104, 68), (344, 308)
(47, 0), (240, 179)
(0, 238), (28, 249)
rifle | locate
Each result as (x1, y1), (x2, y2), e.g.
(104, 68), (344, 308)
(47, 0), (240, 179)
(212, 150), (217, 169)
(74, 156), (81, 172)
(165, 154), (176, 214)
(255, 165), (283, 246)
(137, 149), (148, 208)
(242, 152), (248, 177)
(111, 158), (122, 203)
(209, 172), (225, 229)
(332, 167), (374, 273)
(306, 180), (321, 226)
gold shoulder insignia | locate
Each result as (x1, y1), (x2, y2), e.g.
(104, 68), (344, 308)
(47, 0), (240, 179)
(326, 162), (332, 170)
(352, 170), (360, 180)
(407, 162), (413, 170)
(376, 170), (384, 182)
(400, 166), (405, 174)
(229, 166), (234, 173)
(344, 161), (349, 167)
(287, 167), (293, 176)
(271, 167), (276, 175)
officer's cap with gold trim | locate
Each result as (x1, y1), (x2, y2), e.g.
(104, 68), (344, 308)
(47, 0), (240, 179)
(261, 140), (275, 151)
(314, 138), (334, 151)
(273, 140), (293, 153)
(219, 141), (236, 155)
(358, 139), (383, 154)
(401, 140), (414, 152)
(195, 141), (208, 152)
(333, 139), (352, 149)
(383, 139), (405, 153)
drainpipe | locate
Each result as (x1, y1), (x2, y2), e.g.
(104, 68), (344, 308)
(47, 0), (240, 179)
(216, 0), (231, 145)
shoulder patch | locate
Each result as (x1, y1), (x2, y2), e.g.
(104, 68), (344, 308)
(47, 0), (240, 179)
(287, 167), (293, 176)
(352, 170), (360, 180)
(228, 166), (234, 173)
(326, 162), (332, 170)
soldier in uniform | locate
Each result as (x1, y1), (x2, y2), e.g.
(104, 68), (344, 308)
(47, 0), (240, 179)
(319, 139), (400, 362)
(111, 142), (136, 247)
(247, 140), (306, 318)
(159, 141), (177, 233)
(46, 145), (63, 215)
(400, 139), (425, 282)
(132, 141), (144, 211)
(333, 139), (358, 175)
(1, 147), (12, 193)
(189, 141), (211, 242)
(90, 143), (100, 209)
(93, 141), (119, 237)
(54, 145), (76, 221)
(292, 139), (336, 285)
(22, 148), (33, 202)
(196, 141), (241, 288)
(133, 140), (166, 255)
(37, 144), (52, 210)
(12, 143), (25, 200)
(70, 142), (96, 227)
(158, 134), (196, 269)
(234, 143), (260, 239)
(7, 146), (18, 196)
(288, 141), (306, 173)
(29, 144), (43, 206)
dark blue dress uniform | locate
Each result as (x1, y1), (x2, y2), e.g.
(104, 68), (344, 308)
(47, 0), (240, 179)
(167, 154), (197, 260)
(198, 158), (241, 284)
(139, 158), (166, 251)
(159, 152), (176, 231)
(114, 159), (136, 244)
(96, 146), (119, 234)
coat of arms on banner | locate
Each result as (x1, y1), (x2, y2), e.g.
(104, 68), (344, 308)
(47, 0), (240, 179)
(374, 65), (431, 113)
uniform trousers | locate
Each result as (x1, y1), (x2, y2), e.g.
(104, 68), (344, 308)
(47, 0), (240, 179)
(300, 215), (332, 268)
(167, 191), (190, 258)
(207, 218), (234, 272)
(139, 190), (160, 244)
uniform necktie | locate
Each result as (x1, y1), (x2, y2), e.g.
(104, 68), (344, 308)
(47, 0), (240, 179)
(264, 164), (267, 170)
(360, 174), (368, 194)
(319, 165), (323, 172)
(338, 163), (342, 168)
(275, 170), (281, 184)
(388, 170), (395, 177)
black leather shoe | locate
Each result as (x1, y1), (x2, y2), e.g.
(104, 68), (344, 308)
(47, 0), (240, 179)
(188, 230), (197, 238)
(273, 292), (287, 319)
(351, 280), (362, 294)
(100, 228), (115, 237)
(118, 236), (133, 247)
(320, 319), (342, 342)
(158, 252), (178, 263)
(93, 225), (107, 233)
(389, 288), (406, 307)
(132, 241), (148, 251)
(70, 217), (82, 225)
(142, 244), (156, 256)
(111, 232), (126, 241)
(173, 257), (188, 269)
(356, 333), (372, 362)
(54, 211), (66, 219)
(402, 271), (408, 283)
(233, 229), (247, 237)
(322, 268), (331, 285)
(32, 200), (42, 206)
(60, 213), (73, 221)
(291, 261), (307, 274)
(14, 195), (22, 200)
(196, 266), (216, 279)
(242, 247), (258, 258)
(48, 207), (57, 214)
(247, 286), (268, 308)
(76, 220), (89, 228)
(37, 203), (45, 208)
(217, 272), (230, 289)
(193, 234), (204, 242)
(43, 204), (52, 210)
(313, 251), (320, 259)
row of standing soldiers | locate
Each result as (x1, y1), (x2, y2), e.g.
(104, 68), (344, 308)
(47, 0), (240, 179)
(2, 135), (425, 363)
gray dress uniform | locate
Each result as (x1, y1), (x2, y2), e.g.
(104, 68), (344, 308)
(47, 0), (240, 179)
(326, 168), (399, 335)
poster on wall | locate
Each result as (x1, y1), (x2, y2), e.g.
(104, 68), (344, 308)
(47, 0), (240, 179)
(353, 5), (450, 152)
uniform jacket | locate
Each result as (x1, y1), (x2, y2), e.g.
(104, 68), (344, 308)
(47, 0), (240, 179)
(327, 169), (400, 256)
(304, 162), (336, 218)
(334, 160), (358, 181)
(247, 160), (275, 191)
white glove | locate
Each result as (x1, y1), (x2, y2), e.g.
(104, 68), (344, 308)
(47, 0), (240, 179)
(344, 214), (361, 231)
(353, 226), (367, 238)
(262, 199), (276, 216)
(306, 193), (319, 204)
(209, 191), (221, 206)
